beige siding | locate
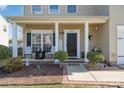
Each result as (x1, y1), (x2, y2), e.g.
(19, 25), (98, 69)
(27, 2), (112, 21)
(109, 5), (124, 64)
(24, 5), (109, 16)
(89, 25), (98, 51)
(97, 21), (110, 61)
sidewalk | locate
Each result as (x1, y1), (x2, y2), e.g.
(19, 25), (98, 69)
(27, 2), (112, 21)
(66, 64), (95, 81)
(63, 63), (124, 87)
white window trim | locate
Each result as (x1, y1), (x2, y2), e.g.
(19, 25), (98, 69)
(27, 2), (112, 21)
(31, 5), (42, 14)
(31, 29), (53, 53)
(48, 5), (60, 14)
(66, 5), (78, 14)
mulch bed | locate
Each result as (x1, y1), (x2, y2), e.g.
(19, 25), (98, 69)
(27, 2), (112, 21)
(0, 64), (63, 85)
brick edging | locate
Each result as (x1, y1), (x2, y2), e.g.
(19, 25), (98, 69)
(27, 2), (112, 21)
(62, 64), (124, 87)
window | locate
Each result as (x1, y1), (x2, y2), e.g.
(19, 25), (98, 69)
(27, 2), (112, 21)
(49, 5), (59, 14)
(43, 33), (53, 52)
(31, 32), (53, 53)
(27, 33), (31, 46)
(67, 5), (77, 13)
(32, 33), (41, 53)
(31, 5), (42, 14)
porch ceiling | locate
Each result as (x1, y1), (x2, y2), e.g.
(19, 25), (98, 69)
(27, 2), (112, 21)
(8, 16), (109, 25)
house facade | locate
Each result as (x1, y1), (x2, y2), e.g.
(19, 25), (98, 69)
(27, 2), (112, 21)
(8, 5), (124, 65)
(0, 15), (9, 47)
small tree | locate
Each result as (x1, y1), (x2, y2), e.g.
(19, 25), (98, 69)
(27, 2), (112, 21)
(0, 45), (12, 60)
(54, 50), (68, 67)
(87, 51), (104, 66)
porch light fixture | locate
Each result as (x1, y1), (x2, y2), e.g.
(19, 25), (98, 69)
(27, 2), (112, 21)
(59, 31), (64, 35)
(95, 26), (98, 31)
(89, 34), (93, 40)
(62, 31), (64, 35)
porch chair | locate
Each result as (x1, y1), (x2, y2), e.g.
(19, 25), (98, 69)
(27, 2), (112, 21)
(46, 46), (55, 58)
(24, 47), (32, 58)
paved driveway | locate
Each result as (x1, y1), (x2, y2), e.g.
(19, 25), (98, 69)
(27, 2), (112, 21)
(66, 64), (124, 82)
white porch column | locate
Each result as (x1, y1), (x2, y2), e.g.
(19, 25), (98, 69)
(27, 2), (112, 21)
(84, 22), (89, 62)
(12, 23), (17, 58)
(55, 22), (59, 52)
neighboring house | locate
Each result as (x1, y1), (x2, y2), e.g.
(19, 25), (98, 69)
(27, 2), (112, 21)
(8, 5), (124, 65)
(0, 15), (9, 47)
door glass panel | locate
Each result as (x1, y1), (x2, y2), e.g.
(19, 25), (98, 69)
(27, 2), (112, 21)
(32, 33), (41, 53)
(43, 33), (53, 52)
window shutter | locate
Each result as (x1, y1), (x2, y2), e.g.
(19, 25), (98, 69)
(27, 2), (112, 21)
(27, 33), (31, 46)
(53, 32), (55, 46)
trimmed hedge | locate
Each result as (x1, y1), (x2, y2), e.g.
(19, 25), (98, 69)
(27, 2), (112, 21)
(87, 51), (104, 65)
(54, 50), (68, 62)
(3, 57), (23, 73)
(0, 45), (12, 60)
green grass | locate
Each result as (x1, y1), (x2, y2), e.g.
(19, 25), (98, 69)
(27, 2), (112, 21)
(0, 84), (114, 88)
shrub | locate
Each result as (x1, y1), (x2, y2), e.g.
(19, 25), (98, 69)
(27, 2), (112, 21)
(54, 50), (68, 63)
(3, 56), (23, 73)
(0, 45), (12, 60)
(87, 51), (104, 65)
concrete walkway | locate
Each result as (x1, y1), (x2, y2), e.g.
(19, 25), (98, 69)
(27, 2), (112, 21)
(90, 70), (124, 82)
(66, 64), (124, 82)
(66, 64), (96, 81)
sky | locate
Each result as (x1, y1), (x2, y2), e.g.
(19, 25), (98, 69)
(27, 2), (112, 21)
(0, 5), (23, 40)
(0, 5), (23, 17)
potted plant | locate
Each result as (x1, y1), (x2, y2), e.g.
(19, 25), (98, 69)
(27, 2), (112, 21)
(54, 50), (68, 68)
(87, 51), (104, 68)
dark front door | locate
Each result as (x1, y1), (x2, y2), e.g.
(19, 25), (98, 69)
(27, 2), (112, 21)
(67, 33), (77, 57)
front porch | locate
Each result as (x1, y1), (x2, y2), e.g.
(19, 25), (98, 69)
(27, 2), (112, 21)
(8, 16), (109, 62)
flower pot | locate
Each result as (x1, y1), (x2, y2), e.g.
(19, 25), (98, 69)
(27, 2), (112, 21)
(59, 64), (63, 68)
(25, 58), (30, 66)
(54, 59), (60, 64)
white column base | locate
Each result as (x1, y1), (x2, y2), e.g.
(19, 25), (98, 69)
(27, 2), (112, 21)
(84, 58), (89, 63)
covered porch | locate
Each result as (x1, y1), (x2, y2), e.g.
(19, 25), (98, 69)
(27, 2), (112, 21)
(8, 16), (109, 62)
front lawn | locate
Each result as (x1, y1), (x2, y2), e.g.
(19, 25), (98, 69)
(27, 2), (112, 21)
(0, 64), (63, 85)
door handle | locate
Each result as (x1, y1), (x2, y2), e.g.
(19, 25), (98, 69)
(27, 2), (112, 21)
(118, 38), (123, 39)
(118, 56), (124, 57)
